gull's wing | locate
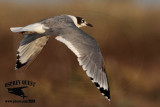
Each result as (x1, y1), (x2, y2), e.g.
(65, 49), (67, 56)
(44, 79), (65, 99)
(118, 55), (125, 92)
(10, 23), (50, 70)
(15, 34), (50, 70)
(56, 27), (110, 101)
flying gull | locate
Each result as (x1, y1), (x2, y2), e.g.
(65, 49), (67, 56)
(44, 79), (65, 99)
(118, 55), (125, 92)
(10, 15), (110, 101)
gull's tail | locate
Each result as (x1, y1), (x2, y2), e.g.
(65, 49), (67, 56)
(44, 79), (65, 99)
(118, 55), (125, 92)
(10, 27), (24, 32)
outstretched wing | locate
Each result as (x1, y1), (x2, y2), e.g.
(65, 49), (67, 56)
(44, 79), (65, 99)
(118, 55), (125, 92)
(56, 27), (110, 101)
(15, 35), (50, 70)
(10, 23), (50, 70)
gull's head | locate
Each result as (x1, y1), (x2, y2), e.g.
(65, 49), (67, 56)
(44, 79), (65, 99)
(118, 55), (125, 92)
(67, 15), (93, 28)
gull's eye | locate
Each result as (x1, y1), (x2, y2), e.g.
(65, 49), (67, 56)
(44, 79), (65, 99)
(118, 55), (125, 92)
(81, 19), (84, 23)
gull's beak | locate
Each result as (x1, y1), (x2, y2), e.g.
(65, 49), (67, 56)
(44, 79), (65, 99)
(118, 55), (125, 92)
(86, 23), (93, 27)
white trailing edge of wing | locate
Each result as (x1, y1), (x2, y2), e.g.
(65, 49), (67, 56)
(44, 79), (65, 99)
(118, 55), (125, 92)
(55, 36), (82, 57)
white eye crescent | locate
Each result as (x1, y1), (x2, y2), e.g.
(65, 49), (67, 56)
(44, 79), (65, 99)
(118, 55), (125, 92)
(81, 19), (84, 23)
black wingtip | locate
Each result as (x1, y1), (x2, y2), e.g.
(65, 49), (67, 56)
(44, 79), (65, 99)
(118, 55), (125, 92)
(99, 87), (110, 100)
(15, 52), (27, 70)
(90, 77), (110, 101)
(15, 61), (27, 70)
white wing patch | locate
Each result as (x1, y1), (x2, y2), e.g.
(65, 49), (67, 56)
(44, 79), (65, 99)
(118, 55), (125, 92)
(10, 23), (49, 34)
(55, 36), (81, 57)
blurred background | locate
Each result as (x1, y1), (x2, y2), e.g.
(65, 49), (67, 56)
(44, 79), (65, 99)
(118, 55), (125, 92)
(0, 0), (160, 107)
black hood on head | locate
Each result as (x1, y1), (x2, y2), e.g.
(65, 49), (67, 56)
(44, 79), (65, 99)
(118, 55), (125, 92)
(76, 16), (83, 24)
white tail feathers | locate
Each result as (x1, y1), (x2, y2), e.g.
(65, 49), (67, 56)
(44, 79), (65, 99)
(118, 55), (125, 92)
(10, 27), (23, 32)
(10, 23), (49, 34)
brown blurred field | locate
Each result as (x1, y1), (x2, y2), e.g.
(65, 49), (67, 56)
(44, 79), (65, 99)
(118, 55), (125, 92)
(0, 1), (160, 107)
